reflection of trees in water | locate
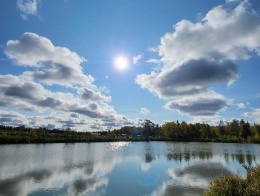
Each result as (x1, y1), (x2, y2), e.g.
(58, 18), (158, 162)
(197, 151), (213, 160)
(166, 153), (182, 162)
(144, 142), (156, 164)
(246, 152), (254, 166)
(166, 151), (212, 162)
(145, 152), (155, 163)
(224, 152), (229, 163)
(229, 152), (256, 166)
(235, 150), (245, 164)
(165, 149), (256, 166)
(184, 151), (190, 162)
(85, 161), (94, 175)
(232, 151), (256, 166)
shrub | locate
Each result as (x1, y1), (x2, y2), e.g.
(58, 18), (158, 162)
(245, 165), (260, 196)
(204, 165), (260, 196)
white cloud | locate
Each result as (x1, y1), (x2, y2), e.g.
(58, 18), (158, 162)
(236, 102), (246, 109)
(164, 91), (232, 117)
(78, 88), (111, 102)
(256, 93), (260, 98)
(226, 0), (243, 3)
(244, 108), (260, 124)
(1, 33), (141, 131)
(136, 59), (238, 99)
(0, 75), (115, 120)
(5, 32), (93, 87)
(17, 0), (40, 20)
(0, 110), (29, 126)
(159, 1), (260, 63)
(146, 59), (160, 64)
(132, 54), (142, 64)
(140, 107), (150, 114)
(148, 47), (158, 53)
(135, 1), (260, 123)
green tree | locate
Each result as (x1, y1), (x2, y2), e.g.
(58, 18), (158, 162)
(228, 119), (240, 138)
(199, 123), (211, 139)
(180, 121), (189, 139)
(142, 120), (156, 138)
(217, 120), (225, 136)
(239, 119), (251, 139)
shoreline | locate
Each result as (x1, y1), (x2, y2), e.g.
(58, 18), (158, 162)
(0, 138), (258, 145)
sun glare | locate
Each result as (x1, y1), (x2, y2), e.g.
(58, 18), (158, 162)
(114, 56), (129, 71)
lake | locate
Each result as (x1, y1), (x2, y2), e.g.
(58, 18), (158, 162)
(0, 142), (259, 196)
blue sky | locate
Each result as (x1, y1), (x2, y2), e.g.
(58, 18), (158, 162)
(0, 0), (260, 131)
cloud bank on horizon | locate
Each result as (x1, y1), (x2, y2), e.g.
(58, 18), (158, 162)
(0, 0), (260, 131)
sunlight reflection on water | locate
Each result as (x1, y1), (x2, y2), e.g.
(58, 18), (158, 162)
(107, 141), (130, 151)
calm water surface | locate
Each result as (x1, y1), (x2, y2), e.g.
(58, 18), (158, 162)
(0, 142), (259, 196)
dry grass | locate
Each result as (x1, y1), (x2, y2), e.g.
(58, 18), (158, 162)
(204, 165), (260, 196)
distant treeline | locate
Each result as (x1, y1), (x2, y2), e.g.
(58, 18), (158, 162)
(0, 119), (260, 144)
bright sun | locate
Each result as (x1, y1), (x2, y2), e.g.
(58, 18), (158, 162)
(114, 56), (129, 70)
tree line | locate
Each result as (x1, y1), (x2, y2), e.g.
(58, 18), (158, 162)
(113, 119), (260, 143)
(0, 119), (260, 143)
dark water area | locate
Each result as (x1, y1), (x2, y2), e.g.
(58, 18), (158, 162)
(0, 142), (259, 196)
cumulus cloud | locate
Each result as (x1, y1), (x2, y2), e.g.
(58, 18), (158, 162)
(78, 88), (111, 102)
(1, 33), (141, 131)
(0, 75), (81, 114)
(0, 75), (106, 118)
(0, 110), (29, 126)
(135, 1), (260, 121)
(136, 59), (238, 99)
(159, 1), (260, 62)
(164, 91), (232, 116)
(0, 108), (139, 131)
(5, 32), (93, 87)
(17, 0), (40, 20)
(0, 74), (139, 130)
(140, 107), (150, 114)
(133, 54), (142, 64)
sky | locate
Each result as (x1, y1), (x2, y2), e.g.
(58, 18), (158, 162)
(0, 0), (260, 131)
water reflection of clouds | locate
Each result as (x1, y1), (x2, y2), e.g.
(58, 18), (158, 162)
(68, 178), (108, 196)
(152, 182), (204, 196)
(169, 162), (234, 188)
(1, 142), (260, 196)
(0, 162), (110, 196)
(152, 161), (234, 196)
(0, 148), (126, 196)
(140, 162), (152, 172)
